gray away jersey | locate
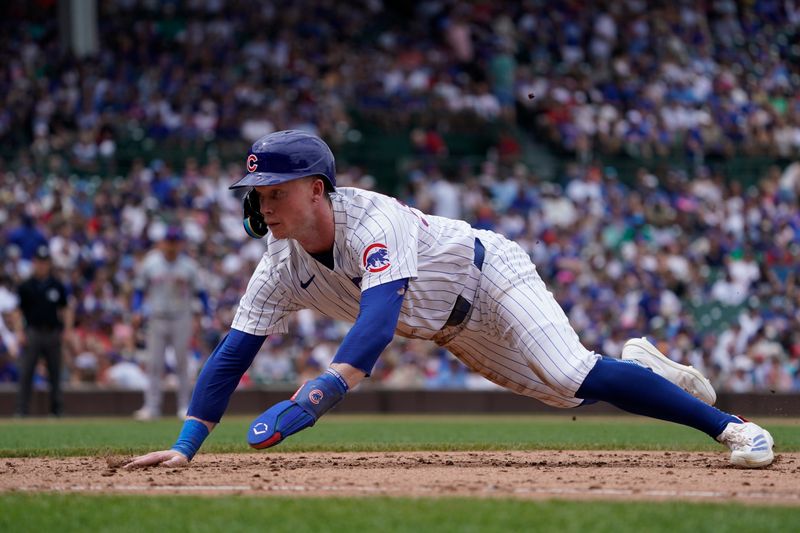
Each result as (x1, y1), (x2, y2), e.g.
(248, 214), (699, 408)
(135, 250), (203, 317)
(232, 187), (482, 339)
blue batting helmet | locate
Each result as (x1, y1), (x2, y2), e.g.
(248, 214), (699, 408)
(229, 130), (336, 190)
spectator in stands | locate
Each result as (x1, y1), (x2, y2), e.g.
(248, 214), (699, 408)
(6, 214), (48, 262)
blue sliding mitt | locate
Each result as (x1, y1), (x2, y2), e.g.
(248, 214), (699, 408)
(248, 368), (348, 449)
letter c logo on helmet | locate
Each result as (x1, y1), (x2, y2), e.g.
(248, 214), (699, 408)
(229, 130), (336, 191)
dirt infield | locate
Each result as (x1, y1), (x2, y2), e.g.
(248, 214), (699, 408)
(2, 451), (799, 504)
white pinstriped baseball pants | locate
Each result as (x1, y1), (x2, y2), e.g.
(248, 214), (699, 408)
(437, 230), (600, 408)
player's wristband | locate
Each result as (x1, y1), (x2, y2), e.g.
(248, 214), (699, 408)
(171, 419), (210, 461)
(324, 367), (349, 393)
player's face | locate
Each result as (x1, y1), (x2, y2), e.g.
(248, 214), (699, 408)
(255, 179), (318, 240)
(161, 239), (181, 260)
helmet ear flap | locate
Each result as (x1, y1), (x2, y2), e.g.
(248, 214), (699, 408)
(242, 188), (268, 239)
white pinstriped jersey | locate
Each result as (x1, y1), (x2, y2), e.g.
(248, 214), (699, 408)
(232, 187), (480, 339)
(232, 187), (599, 408)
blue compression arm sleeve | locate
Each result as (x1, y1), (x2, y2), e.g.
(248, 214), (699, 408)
(332, 278), (408, 375)
(187, 329), (266, 423)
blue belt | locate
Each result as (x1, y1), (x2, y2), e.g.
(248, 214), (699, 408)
(473, 237), (485, 270)
(444, 238), (484, 328)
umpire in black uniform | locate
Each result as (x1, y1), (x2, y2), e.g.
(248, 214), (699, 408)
(15, 245), (73, 417)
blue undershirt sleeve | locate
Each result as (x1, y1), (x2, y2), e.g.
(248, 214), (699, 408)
(332, 278), (408, 376)
(187, 328), (266, 423)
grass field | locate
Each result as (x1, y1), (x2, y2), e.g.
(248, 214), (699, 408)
(2, 494), (800, 533)
(1, 414), (799, 456)
(2, 415), (799, 532)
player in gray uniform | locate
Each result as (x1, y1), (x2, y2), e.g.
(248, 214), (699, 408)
(125, 131), (774, 469)
(132, 228), (210, 420)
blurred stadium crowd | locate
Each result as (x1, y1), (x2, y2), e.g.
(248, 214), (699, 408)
(3, 1), (800, 163)
(1, 1), (799, 394)
(2, 157), (798, 394)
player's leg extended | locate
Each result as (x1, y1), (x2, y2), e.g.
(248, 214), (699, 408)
(473, 236), (773, 467)
(576, 356), (774, 467)
(472, 238), (715, 405)
(492, 277), (775, 468)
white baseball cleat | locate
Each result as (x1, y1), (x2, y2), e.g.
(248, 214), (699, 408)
(716, 419), (775, 468)
(622, 337), (717, 405)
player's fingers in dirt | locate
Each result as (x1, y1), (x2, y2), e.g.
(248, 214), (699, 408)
(123, 450), (188, 469)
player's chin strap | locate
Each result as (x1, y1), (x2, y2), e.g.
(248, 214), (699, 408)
(247, 368), (349, 449)
(242, 188), (268, 239)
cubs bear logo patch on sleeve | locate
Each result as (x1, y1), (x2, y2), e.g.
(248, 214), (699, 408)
(363, 243), (390, 273)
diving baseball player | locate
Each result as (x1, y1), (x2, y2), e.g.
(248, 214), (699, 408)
(124, 130), (774, 470)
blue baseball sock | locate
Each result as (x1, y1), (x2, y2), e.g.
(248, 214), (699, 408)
(576, 357), (740, 438)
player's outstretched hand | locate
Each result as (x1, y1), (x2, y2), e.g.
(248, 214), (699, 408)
(123, 449), (189, 469)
